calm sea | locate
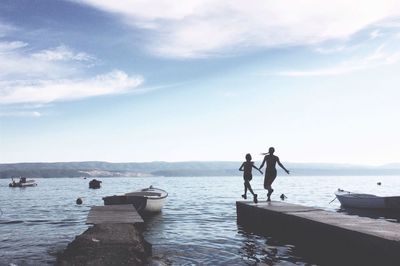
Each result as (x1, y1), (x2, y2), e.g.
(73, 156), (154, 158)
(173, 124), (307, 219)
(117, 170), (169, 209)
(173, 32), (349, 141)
(1, 175), (399, 265)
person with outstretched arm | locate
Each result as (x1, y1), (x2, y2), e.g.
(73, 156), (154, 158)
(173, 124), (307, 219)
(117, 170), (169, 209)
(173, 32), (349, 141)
(259, 147), (290, 201)
(239, 153), (263, 203)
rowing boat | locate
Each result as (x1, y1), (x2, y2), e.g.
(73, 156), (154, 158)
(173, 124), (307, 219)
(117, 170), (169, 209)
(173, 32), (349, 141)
(335, 189), (400, 210)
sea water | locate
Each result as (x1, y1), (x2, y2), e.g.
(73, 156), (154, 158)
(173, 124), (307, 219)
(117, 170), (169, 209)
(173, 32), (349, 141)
(0, 175), (399, 265)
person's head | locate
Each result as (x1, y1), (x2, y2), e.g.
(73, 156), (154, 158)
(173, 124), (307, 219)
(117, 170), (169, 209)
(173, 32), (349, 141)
(245, 153), (252, 161)
(268, 147), (275, 154)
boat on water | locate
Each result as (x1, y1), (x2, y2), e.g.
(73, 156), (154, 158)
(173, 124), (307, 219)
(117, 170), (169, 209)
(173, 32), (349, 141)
(89, 179), (102, 189)
(103, 186), (168, 213)
(335, 189), (400, 211)
(9, 177), (37, 188)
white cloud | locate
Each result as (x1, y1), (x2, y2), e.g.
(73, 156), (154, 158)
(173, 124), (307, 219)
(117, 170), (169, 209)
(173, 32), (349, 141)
(375, 18), (400, 28)
(276, 45), (400, 77)
(369, 29), (382, 39)
(0, 111), (42, 117)
(277, 66), (363, 77)
(314, 45), (347, 54)
(0, 41), (28, 53)
(0, 38), (143, 106)
(73, 0), (400, 58)
(0, 42), (79, 79)
(32, 45), (95, 61)
(0, 70), (143, 104)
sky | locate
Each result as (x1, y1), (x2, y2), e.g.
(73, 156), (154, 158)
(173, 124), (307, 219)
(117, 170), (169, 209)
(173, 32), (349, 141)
(1, 0), (400, 165)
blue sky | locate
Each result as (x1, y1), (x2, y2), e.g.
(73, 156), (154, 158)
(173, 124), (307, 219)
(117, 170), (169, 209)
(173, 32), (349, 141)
(1, 0), (400, 164)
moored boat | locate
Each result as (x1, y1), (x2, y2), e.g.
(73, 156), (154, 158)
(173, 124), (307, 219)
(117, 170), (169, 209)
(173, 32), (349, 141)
(9, 177), (37, 188)
(335, 189), (400, 210)
(103, 186), (168, 213)
(89, 179), (102, 189)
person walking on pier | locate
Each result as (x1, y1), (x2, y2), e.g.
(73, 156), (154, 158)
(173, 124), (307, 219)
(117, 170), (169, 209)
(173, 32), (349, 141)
(259, 147), (290, 201)
(239, 153), (263, 203)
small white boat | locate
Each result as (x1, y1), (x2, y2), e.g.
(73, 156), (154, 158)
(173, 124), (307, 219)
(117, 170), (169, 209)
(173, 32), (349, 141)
(125, 186), (168, 213)
(103, 186), (168, 213)
(9, 177), (37, 188)
(335, 189), (400, 210)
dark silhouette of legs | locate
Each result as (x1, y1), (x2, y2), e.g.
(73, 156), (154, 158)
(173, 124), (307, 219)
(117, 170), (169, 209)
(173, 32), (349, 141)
(267, 188), (274, 201)
(243, 180), (257, 202)
(242, 182), (247, 199)
(264, 170), (277, 201)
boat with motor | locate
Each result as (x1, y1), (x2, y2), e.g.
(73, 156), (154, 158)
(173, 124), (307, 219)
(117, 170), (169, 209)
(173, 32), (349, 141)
(335, 189), (400, 210)
(103, 186), (168, 213)
(9, 177), (37, 188)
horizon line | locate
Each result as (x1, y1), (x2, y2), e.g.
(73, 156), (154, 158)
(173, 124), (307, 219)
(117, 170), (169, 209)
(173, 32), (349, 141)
(1, 160), (399, 167)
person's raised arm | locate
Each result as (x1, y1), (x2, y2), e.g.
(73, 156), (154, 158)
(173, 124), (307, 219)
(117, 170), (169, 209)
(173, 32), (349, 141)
(252, 164), (263, 174)
(277, 157), (290, 174)
(259, 156), (266, 170)
(239, 162), (245, 171)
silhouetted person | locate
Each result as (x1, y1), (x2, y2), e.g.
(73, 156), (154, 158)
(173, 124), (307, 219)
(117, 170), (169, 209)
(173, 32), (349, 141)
(259, 147), (289, 201)
(239, 153), (263, 203)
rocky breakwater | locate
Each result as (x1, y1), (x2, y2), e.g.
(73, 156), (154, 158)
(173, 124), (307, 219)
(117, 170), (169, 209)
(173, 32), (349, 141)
(57, 223), (151, 266)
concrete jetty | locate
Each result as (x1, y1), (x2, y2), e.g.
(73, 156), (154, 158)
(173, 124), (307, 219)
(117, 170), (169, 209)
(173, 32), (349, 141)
(237, 201), (400, 266)
(86, 205), (144, 224)
(57, 205), (150, 266)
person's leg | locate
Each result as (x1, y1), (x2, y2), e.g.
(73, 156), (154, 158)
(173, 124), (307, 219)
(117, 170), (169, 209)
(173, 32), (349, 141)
(267, 185), (273, 198)
(249, 183), (258, 203)
(246, 182), (255, 196)
(246, 181), (257, 203)
(264, 176), (270, 201)
(263, 177), (269, 190)
(266, 185), (273, 201)
(266, 175), (276, 201)
(242, 181), (248, 199)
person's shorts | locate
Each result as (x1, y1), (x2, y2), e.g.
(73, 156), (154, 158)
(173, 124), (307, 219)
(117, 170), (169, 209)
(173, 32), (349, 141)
(244, 175), (252, 181)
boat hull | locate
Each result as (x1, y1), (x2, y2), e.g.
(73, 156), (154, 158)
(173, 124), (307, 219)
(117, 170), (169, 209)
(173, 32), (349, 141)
(335, 190), (400, 210)
(143, 196), (167, 212)
(103, 187), (168, 213)
(9, 180), (37, 187)
(126, 187), (168, 213)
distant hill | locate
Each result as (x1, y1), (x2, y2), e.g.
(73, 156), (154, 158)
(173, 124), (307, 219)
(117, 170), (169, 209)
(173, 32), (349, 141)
(0, 161), (399, 178)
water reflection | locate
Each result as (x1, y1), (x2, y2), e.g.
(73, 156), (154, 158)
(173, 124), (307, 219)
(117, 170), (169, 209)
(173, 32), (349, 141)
(237, 226), (314, 265)
(1, 175), (399, 265)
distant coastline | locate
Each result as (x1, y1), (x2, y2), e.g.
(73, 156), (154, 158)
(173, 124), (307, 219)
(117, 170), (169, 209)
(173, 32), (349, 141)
(1, 161), (400, 178)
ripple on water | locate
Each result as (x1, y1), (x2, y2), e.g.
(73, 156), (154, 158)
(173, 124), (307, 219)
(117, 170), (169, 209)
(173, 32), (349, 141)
(0, 219), (25, 224)
(1, 175), (399, 265)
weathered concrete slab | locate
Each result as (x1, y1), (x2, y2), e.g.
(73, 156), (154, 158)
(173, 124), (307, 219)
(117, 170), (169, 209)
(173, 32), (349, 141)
(240, 201), (321, 213)
(237, 201), (400, 241)
(86, 205), (144, 224)
(237, 201), (400, 265)
(294, 209), (400, 241)
(57, 223), (151, 266)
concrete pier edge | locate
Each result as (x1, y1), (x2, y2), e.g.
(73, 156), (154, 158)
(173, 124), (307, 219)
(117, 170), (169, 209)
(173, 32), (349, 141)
(236, 201), (400, 266)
